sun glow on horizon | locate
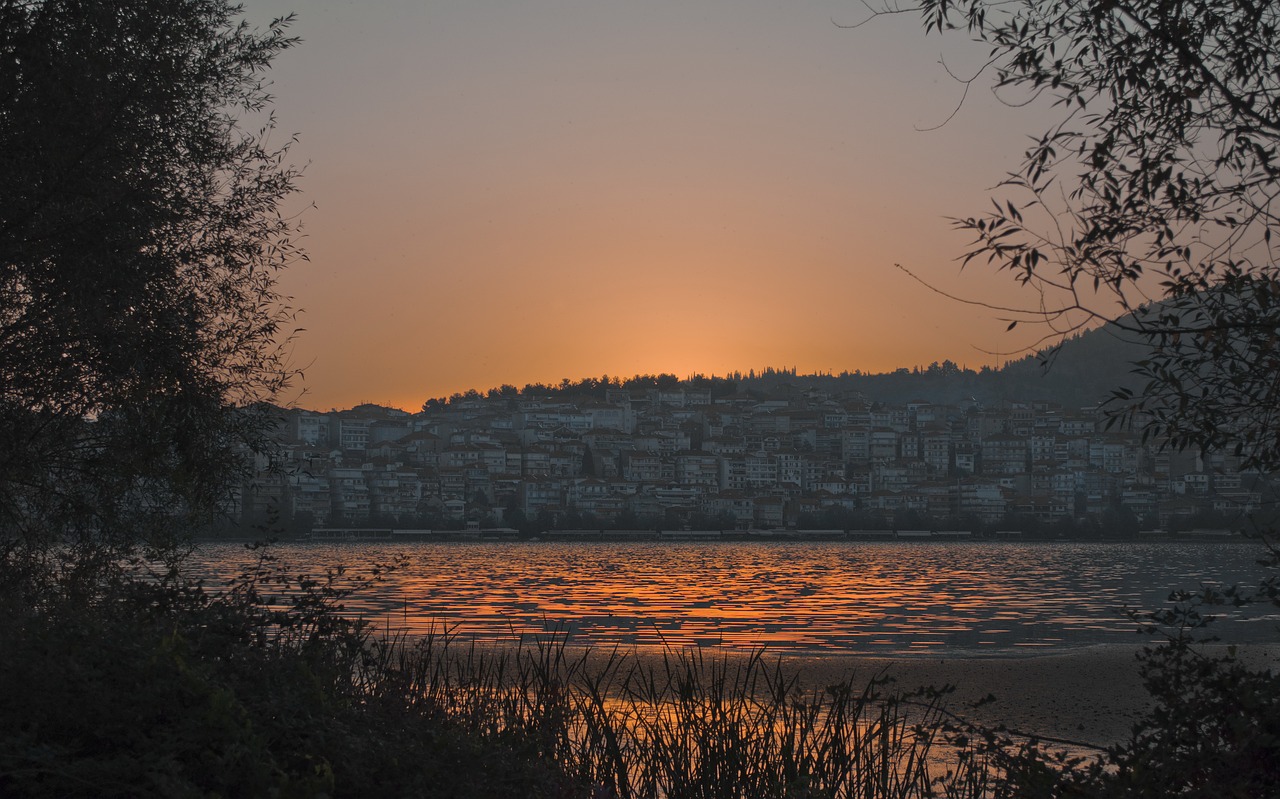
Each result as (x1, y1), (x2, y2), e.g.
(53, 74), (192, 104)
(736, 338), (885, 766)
(253, 0), (1064, 413)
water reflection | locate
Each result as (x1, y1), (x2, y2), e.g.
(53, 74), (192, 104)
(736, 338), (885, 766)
(189, 541), (1274, 656)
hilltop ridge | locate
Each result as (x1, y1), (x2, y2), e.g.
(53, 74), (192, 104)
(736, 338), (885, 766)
(373, 320), (1149, 415)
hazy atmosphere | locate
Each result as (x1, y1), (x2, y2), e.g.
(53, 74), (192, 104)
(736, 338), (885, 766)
(247, 1), (1058, 411)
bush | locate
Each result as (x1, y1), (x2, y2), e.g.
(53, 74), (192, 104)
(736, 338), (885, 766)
(0, 550), (580, 798)
(955, 539), (1280, 798)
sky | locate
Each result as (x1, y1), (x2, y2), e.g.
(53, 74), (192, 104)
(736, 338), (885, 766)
(246, 1), (1064, 412)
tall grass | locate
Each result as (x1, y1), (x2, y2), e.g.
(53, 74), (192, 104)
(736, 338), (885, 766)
(362, 625), (1003, 798)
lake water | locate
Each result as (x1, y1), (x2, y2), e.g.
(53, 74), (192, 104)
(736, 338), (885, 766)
(190, 540), (1278, 657)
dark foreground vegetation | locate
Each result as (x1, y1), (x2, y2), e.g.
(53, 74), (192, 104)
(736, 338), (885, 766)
(0, 550), (577, 797)
(3, 0), (1279, 794)
(3, 541), (1279, 798)
(0, 545), (988, 797)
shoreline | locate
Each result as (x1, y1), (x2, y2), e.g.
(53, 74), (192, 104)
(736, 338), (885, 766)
(514, 641), (1152, 748)
(744, 642), (1277, 749)
(780, 645), (1148, 748)
(553, 642), (1274, 749)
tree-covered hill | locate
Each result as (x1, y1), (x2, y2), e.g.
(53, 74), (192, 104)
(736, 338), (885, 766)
(417, 321), (1152, 412)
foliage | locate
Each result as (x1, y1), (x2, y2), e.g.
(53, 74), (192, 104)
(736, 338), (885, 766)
(0, 0), (303, 574)
(363, 622), (997, 799)
(940, 542), (1280, 799)
(0, 3), (1003, 797)
(1, 541), (1040, 798)
(1110, 558), (1280, 797)
(0, 548), (580, 797)
(879, 0), (1280, 470)
(858, 0), (1280, 793)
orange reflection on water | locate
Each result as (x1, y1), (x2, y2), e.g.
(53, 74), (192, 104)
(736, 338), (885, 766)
(191, 541), (1268, 655)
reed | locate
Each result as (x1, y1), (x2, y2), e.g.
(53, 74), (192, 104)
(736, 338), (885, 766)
(361, 626), (1003, 798)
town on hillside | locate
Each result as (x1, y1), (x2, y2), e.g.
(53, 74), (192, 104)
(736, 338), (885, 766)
(225, 375), (1272, 541)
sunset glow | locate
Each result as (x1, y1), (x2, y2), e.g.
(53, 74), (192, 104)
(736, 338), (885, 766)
(251, 1), (1059, 411)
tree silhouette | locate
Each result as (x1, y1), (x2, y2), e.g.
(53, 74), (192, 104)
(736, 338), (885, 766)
(0, 1), (303, 575)
(864, 0), (1280, 470)
(861, 1), (1280, 792)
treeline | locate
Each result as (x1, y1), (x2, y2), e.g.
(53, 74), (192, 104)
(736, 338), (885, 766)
(417, 322), (1150, 412)
(422, 371), (740, 409)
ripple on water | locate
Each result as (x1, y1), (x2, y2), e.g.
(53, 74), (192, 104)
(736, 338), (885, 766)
(189, 541), (1272, 656)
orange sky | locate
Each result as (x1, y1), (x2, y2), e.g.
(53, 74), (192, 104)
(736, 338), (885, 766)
(249, 1), (1066, 412)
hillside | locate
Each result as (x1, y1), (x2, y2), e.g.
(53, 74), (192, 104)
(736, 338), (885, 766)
(403, 320), (1156, 413)
(729, 321), (1151, 409)
(982, 323), (1150, 407)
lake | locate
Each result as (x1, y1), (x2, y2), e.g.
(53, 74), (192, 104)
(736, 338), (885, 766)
(189, 540), (1277, 656)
